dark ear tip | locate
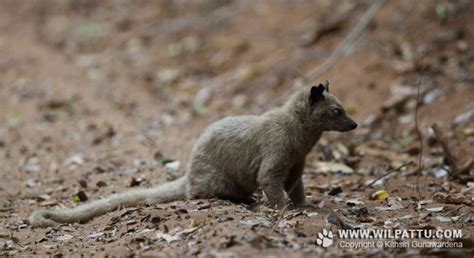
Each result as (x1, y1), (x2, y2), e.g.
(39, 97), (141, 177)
(309, 84), (325, 104)
(310, 85), (324, 93)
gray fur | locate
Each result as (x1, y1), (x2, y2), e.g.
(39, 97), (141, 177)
(29, 83), (357, 227)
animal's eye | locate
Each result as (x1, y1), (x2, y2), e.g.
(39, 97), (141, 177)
(332, 108), (342, 116)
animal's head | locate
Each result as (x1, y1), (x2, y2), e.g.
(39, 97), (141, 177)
(294, 81), (357, 132)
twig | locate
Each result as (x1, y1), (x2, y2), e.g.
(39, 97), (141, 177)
(272, 204), (289, 231)
(307, 0), (386, 82)
(302, 6), (356, 47)
(443, 206), (462, 217)
(431, 123), (460, 179)
(356, 161), (414, 191)
(414, 64), (424, 199)
(459, 159), (473, 175)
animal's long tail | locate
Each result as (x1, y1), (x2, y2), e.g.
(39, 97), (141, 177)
(29, 176), (187, 228)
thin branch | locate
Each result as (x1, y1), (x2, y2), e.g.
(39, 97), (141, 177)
(272, 204), (289, 231)
(414, 65), (424, 199)
(307, 0), (386, 82)
(431, 123), (459, 178)
(356, 161), (414, 191)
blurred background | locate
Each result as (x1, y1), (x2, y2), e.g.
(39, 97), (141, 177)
(0, 0), (473, 256)
(0, 0), (472, 133)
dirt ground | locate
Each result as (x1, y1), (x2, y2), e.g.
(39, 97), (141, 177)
(0, 0), (473, 257)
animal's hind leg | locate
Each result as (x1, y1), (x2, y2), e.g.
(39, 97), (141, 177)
(186, 172), (249, 201)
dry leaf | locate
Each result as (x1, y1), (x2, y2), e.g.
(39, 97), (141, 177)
(436, 216), (460, 223)
(315, 162), (354, 174)
(371, 190), (389, 201)
(56, 234), (73, 241)
(156, 231), (179, 243)
(425, 207), (444, 212)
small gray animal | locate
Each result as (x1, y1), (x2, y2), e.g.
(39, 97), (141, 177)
(30, 81), (357, 227)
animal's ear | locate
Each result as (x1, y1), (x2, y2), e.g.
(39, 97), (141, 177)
(309, 84), (325, 105)
(323, 80), (329, 92)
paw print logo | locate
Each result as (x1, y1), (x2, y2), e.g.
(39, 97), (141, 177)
(316, 229), (334, 247)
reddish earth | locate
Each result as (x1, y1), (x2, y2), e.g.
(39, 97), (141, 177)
(0, 1), (473, 257)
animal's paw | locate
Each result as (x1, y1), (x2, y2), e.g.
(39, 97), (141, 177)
(316, 229), (334, 247)
(290, 198), (306, 207)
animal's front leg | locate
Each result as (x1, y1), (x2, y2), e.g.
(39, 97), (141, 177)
(261, 181), (286, 209)
(257, 160), (289, 209)
(285, 162), (306, 206)
(287, 178), (306, 206)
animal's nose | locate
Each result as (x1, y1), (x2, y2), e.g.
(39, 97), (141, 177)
(351, 122), (358, 129)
